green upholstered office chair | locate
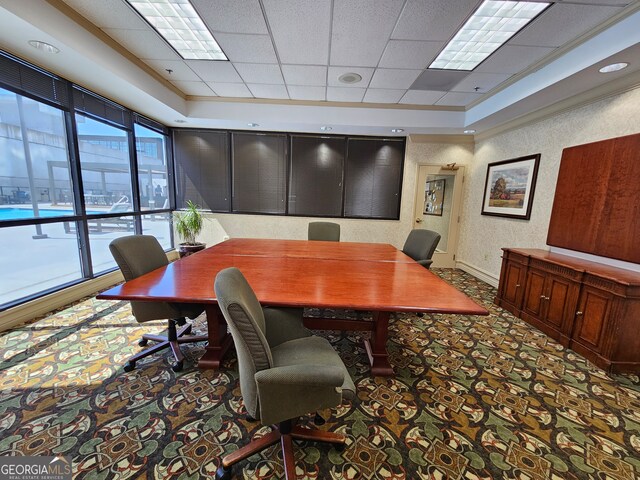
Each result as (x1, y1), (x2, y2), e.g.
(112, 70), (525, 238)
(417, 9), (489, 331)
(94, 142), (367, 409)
(402, 229), (441, 269)
(214, 267), (355, 480)
(109, 235), (207, 372)
(308, 221), (340, 241)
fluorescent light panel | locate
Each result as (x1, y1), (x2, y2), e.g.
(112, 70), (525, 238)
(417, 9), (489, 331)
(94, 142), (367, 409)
(429, 1), (549, 71)
(126, 0), (227, 60)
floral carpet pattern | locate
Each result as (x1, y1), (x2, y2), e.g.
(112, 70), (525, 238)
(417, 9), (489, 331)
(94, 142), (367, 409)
(0, 269), (639, 479)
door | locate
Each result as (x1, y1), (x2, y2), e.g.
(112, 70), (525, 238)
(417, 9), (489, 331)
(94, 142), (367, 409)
(413, 165), (464, 268)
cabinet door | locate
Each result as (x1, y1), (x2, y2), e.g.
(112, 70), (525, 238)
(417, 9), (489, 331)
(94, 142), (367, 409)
(522, 269), (546, 317)
(572, 286), (613, 353)
(501, 260), (526, 308)
(544, 275), (576, 331)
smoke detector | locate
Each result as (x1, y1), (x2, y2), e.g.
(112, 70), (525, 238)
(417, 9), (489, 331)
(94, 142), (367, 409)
(338, 72), (362, 84)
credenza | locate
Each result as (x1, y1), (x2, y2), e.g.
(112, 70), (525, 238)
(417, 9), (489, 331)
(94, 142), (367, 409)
(495, 248), (640, 373)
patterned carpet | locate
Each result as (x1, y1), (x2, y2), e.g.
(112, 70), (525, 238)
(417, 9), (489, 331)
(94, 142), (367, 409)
(1, 269), (639, 479)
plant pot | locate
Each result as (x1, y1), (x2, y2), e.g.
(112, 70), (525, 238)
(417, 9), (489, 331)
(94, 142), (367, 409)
(178, 242), (206, 258)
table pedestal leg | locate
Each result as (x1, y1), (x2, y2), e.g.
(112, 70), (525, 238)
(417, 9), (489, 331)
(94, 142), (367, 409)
(198, 304), (232, 370)
(363, 311), (394, 376)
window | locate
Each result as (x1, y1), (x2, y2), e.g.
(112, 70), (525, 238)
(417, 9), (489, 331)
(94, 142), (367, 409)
(232, 132), (287, 214)
(289, 135), (344, 217)
(135, 123), (170, 211)
(344, 138), (404, 219)
(173, 129), (229, 211)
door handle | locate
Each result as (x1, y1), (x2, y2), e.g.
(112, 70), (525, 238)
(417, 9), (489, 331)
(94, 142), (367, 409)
(415, 218), (423, 223)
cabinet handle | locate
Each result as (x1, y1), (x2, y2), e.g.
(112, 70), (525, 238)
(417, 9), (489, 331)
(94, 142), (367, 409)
(576, 311), (583, 316)
(515, 284), (521, 288)
(540, 295), (549, 300)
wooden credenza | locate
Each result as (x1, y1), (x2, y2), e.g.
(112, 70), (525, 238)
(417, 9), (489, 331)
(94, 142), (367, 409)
(495, 248), (640, 373)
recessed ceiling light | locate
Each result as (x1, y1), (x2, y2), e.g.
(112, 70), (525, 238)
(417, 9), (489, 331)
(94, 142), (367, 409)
(464, 129), (476, 134)
(391, 128), (404, 133)
(338, 73), (362, 84)
(28, 40), (59, 54)
(429, 1), (550, 71)
(175, 119), (187, 123)
(125, 0), (227, 60)
(320, 126), (332, 131)
(247, 123), (259, 127)
(599, 62), (629, 73)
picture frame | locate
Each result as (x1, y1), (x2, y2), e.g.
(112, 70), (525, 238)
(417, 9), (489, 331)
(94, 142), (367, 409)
(481, 154), (540, 220)
(424, 178), (445, 216)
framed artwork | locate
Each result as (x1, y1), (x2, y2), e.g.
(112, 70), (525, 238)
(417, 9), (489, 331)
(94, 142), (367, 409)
(424, 178), (445, 216)
(481, 154), (540, 220)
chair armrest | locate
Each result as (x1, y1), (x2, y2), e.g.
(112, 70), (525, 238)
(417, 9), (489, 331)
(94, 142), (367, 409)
(254, 365), (344, 425)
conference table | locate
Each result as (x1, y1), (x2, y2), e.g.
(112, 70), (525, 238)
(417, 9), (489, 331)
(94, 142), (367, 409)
(99, 238), (488, 376)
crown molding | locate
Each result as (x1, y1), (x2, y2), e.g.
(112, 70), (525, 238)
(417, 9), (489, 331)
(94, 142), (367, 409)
(409, 134), (475, 145)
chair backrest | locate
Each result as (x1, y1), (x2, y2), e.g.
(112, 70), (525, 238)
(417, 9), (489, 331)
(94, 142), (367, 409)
(214, 267), (273, 418)
(402, 229), (441, 264)
(109, 235), (168, 281)
(308, 221), (340, 241)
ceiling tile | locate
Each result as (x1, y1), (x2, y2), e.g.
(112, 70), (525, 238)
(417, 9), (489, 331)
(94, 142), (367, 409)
(369, 69), (422, 89)
(215, 34), (278, 63)
(281, 65), (327, 86)
(511, 3), (624, 48)
(326, 87), (366, 102)
(171, 81), (216, 96)
(399, 90), (446, 105)
(392, 0), (478, 41)
(288, 85), (326, 101)
(234, 64), (284, 84)
(263, 0), (331, 65)
(363, 89), (406, 103)
(142, 59), (200, 81)
(555, 0), (631, 5)
(452, 73), (513, 93)
(327, 66), (374, 88)
(475, 45), (556, 74)
(186, 61), (243, 82)
(379, 40), (442, 70)
(61, 0), (149, 29)
(103, 29), (179, 60)
(435, 91), (483, 107)
(247, 84), (289, 99)
(330, 0), (405, 67)
(207, 83), (253, 97)
(191, 0), (268, 34)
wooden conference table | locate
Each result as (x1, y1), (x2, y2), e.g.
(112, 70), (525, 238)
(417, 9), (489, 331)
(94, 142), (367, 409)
(99, 238), (488, 376)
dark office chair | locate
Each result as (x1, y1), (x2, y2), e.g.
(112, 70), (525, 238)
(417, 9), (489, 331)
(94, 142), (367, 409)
(402, 229), (441, 269)
(214, 267), (355, 480)
(308, 221), (340, 241)
(109, 235), (207, 372)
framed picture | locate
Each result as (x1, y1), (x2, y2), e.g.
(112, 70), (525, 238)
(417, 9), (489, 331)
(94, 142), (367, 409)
(424, 179), (445, 216)
(481, 154), (540, 220)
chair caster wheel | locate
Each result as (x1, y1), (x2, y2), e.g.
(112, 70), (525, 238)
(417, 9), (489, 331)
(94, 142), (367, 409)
(313, 412), (326, 425)
(123, 361), (136, 372)
(138, 338), (148, 347)
(172, 361), (184, 372)
(177, 318), (187, 326)
(215, 465), (232, 480)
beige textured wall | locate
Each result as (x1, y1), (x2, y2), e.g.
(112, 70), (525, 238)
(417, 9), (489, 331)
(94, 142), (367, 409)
(195, 138), (473, 250)
(457, 87), (640, 283)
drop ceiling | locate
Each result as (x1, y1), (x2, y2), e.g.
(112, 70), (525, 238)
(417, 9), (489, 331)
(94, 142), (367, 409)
(0, 0), (638, 136)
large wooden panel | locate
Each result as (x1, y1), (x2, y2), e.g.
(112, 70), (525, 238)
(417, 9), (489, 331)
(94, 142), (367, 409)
(547, 133), (640, 263)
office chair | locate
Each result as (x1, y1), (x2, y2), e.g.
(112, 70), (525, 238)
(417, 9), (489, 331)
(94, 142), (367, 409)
(402, 229), (441, 269)
(214, 267), (355, 480)
(308, 221), (340, 241)
(109, 235), (207, 372)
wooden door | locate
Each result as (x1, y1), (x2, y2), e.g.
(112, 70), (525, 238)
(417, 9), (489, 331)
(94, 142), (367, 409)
(522, 269), (546, 318)
(544, 276), (576, 331)
(572, 286), (613, 353)
(500, 259), (526, 309)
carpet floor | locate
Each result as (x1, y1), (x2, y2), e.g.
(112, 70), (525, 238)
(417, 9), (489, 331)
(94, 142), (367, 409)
(0, 269), (639, 479)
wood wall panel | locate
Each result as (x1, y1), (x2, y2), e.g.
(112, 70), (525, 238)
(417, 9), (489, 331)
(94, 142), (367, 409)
(547, 132), (640, 263)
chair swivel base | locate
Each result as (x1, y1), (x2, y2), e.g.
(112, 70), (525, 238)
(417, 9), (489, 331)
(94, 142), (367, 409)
(215, 420), (345, 480)
(123, 319), (208, 372)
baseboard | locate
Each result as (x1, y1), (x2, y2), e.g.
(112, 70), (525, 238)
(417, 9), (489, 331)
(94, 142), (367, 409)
(455, 260), (499, 288)
(0, 250), (180, 333)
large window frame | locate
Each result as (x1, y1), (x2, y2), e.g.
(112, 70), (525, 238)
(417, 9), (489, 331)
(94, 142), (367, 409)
(0, 51), (174, 310)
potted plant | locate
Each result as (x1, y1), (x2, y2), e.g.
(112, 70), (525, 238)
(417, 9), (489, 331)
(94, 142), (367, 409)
(175, 200), (206, 257)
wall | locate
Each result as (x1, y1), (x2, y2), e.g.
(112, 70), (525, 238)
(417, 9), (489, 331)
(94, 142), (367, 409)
(457, 86), (640, 285)
(196, 137), (474, 250)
